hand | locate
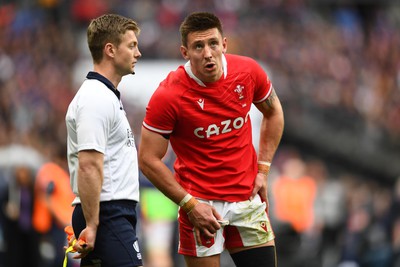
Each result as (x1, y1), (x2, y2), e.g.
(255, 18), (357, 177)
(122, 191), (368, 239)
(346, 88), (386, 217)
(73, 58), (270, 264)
(72, 226), (96, 259)
(187, 202), (222, 245)
(250, 173), (269, 212)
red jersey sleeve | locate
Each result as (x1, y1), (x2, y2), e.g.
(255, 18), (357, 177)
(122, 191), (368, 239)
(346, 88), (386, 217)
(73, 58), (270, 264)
(250, 58), (273, 103)
(143, 68), (183, 135)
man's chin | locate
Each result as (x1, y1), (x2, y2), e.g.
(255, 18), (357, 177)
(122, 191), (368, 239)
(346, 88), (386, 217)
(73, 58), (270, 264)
(203, 72), (221, 83)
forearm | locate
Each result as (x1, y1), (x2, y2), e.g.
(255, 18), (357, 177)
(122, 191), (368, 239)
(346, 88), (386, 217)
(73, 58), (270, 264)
(257, 88), (284, 162)
(139, 128), (189, 205)
(140, 158), (187, 205)
(78, 168), (101, 228)
(251, 89), (284, 201)
(258, 111), (284, 162)
(77, 151), (103, 228)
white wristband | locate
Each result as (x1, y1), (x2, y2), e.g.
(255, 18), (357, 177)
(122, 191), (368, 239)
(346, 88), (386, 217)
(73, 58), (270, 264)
(257, 161), (271, 166)
(179, 193), (192, 207)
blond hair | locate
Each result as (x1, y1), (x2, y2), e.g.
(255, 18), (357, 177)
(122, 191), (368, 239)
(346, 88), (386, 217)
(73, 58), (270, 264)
(87, 14), (140, 63)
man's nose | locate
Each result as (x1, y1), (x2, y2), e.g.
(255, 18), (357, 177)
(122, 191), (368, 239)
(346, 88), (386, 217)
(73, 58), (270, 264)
(204, 45), (212, 59)
(135, 48), (142, 58)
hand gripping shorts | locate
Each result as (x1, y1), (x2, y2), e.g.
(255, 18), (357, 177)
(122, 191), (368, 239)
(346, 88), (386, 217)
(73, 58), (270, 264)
(178, 194), (275, 257)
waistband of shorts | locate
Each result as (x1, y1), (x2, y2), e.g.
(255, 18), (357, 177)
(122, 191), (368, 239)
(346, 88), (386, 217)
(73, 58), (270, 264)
(75, 199), (138, 208)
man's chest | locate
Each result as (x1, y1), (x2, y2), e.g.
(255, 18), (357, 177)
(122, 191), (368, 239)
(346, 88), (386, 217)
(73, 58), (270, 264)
(176, 74), (255, 139)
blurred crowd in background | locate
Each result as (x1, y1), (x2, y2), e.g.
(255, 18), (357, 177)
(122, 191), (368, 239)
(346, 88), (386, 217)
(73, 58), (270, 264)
(0, 0), (399, 267)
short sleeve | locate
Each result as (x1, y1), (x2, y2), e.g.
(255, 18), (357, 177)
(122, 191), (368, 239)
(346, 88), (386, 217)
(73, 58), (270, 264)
(252, 60), (272, 103)
(143, 77), (179, 135)
(76, 88), (114, 153)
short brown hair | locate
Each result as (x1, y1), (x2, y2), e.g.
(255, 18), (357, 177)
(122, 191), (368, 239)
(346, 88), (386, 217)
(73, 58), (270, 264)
(179, 12), (223, 47)
(87, 14), (140, 63)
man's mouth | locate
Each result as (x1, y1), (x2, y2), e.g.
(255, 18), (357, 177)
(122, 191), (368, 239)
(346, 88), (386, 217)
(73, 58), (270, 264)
(205, 62), (215, 70)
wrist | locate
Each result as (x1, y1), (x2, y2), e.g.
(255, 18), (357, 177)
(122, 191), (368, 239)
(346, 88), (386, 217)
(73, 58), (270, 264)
(179, 193), (199, 214)
(257, 161), (271, 176)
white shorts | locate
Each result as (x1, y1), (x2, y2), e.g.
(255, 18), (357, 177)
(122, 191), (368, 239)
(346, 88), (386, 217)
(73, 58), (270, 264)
(178, 194), (275, 257)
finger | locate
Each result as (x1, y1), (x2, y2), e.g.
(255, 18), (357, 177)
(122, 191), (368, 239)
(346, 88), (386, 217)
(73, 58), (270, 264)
(68, 235), (76, 244)
(211, 219), (221, 231)
(201, 228), (216, 239)
(73, 252), (88, 259)
(211, 207), (223, 221)
(73, 245), (92, 259)
(214, 221), (222, 230)
(73, 253), (82, 259)
(73, 244), (85, 254)
(78, 239), (88, 248)
(194, 228), (202, 246)
(265, 198), (270, 213)
(258, 190), (267, 203)
(73, 250), (87, 259)
(250, 186), (259, 200)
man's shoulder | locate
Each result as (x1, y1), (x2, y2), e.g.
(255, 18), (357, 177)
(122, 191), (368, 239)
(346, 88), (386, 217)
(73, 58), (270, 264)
(225, 53), (258, 66)
(225, 54), (266, 80)
(164, 65), (187, 83)
(158, 66), (191, 94)
(80, 78), (107, 90)
(75, 79), (110, 99)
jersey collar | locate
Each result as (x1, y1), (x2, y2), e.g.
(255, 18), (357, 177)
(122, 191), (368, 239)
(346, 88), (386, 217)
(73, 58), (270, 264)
(184, 54), (227, 87)
(86, 71), (121, 100)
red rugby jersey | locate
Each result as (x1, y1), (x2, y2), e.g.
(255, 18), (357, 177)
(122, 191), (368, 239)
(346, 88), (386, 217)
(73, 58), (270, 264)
(143, 54), (272, 202)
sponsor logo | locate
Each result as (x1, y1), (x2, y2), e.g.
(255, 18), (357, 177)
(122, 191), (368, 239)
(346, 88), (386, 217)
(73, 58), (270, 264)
(261, 221), (268, 232)
(197, 98), (204, 110)
(126, 129), (135, 147)
(133, 240), (142, 260)
(194, 111), (250, 138)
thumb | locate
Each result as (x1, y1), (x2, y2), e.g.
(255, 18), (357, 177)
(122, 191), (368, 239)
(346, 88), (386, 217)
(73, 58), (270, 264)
(250, 186), (259, 201)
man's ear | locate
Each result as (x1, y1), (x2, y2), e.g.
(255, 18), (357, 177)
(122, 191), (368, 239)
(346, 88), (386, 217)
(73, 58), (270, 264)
(180, 46), (189, 60)
(222, 37), (227, 54)
(104, 43), (115, 58)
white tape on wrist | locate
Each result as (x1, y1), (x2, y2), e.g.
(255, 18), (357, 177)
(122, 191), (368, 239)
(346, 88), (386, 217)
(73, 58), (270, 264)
(179, 193), (192, 207)
(257, 161), (271, 166)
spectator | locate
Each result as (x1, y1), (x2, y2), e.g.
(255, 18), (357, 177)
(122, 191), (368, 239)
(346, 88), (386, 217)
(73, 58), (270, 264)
(0, 166), (40, 267)
(32, 161), (75, 267)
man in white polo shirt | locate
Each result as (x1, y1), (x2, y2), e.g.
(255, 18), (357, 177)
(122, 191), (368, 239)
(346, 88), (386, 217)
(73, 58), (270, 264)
(65, 14), (142, 267)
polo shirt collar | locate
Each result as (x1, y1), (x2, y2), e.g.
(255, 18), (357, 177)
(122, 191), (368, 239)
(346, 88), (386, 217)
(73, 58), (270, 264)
(86, 71), (120, 100)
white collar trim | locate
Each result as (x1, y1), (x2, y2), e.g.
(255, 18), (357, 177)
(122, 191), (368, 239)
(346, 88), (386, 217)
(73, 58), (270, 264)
(184, 54), (227, 87)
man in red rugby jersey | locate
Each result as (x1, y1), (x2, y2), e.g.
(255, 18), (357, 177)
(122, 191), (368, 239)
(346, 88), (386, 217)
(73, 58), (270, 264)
(139, 12), (284, 267)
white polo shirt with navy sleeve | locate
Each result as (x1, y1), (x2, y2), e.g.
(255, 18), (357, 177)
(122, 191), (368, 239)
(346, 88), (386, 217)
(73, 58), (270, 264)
(66, 72), (139, 205)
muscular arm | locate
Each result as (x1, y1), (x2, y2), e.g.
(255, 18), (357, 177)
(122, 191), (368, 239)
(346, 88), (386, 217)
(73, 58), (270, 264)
(252, 87), (284, 201)
(255, 87), (284, 163)
(75, 149), (103, 256)
(139, 127), (222, 240)
(138, 128), (187, 204)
